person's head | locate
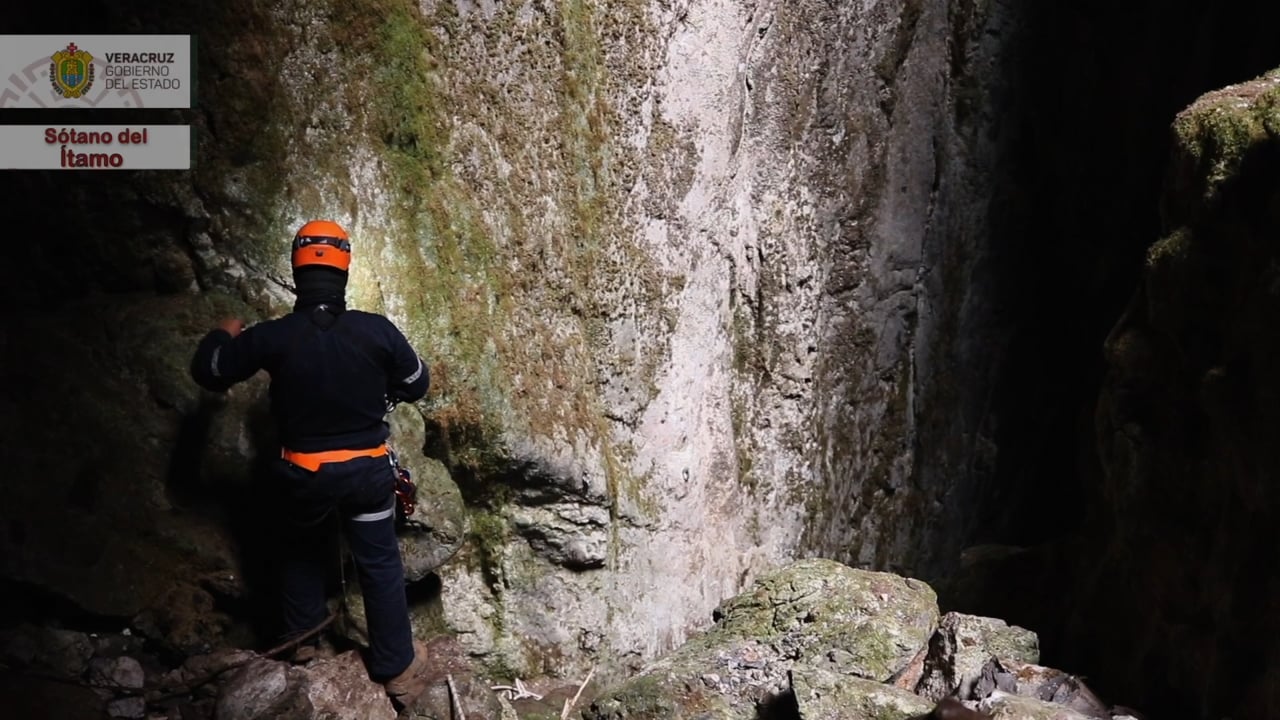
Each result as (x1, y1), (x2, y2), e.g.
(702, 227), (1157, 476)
(291, 219), (350, 304)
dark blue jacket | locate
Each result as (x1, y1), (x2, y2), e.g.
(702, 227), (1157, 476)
(190, 304), (429, 452)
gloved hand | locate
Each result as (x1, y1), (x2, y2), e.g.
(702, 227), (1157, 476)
(387, 387), (416, 403)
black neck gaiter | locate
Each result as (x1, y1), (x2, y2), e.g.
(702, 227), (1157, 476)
(293, 267), (348, 312)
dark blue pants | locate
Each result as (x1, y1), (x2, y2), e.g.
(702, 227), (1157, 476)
(275, 453), (414, 680)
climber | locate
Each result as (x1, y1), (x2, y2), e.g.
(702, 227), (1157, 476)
(188, 219), (433, 710)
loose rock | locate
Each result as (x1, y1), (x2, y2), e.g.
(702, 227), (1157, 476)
(90, 656), (147, 690)
(214, 658), (291, 720)
(106, 696), (147, 719)
(295, 651), (397, 720)
(916, 613), (1040, 701)
(973, 659), (1109, 718)
(0, 624), (95, 678)
(586, 559), (940, 719)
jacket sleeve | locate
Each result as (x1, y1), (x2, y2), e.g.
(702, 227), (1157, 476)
(385, 322), (429, 403)
(190, 326), (265, 392)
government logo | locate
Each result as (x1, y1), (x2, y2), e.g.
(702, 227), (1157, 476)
(50, 42), (95, 99)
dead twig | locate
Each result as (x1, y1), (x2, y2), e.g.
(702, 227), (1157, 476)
(560, 667), (595, 720)
(447, 673), (466, 720)
(491, 677), (542, 701)
(148, 609), (340, 705)
(261, 610), (339, 659)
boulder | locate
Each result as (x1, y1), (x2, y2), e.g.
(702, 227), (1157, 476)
(585, 559), (940, 719)
(0, 624), (95, 678)
(295, 651), (399, 720)
(215, 658), (292, 720)
(170, 648), (258, 688)
(915, 613), (1040, 701)
(105, 696), (147, 719)
(88, 655), (147, 690)
(792, 666), (933, 720)
(713, 559), (939, 681)
(973, 659), (1109, 718)
(214, 651), (396, 720)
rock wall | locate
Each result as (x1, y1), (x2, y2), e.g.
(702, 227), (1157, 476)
(1074, 71), (1280, 720)
(0, 0), (1019, 686)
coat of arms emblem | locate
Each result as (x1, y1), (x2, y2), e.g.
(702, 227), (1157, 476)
(50, 42), (94, 99)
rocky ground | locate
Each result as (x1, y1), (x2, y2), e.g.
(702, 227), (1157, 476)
(0, 558), (1147, 720)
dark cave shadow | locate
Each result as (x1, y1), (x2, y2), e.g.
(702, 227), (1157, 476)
(164, 393), (223, 511)
(229, 394), (299, 645)
(755, 688), (800, 720)
(405, 571), (442, 606)
(165, 391), (299, 646)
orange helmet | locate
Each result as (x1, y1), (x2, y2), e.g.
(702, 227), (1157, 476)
(291, 220), (351, 272)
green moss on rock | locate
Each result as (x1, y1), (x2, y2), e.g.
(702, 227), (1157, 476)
(714, 559), (939, 680)
(1170, 71), (1280, 211)
(586, 560), (941, 719)
(793, 668), (933, 720)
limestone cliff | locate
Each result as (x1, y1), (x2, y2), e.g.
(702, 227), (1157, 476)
(1, 0), (1017, 685)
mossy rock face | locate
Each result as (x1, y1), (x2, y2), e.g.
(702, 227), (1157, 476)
(1167, 70), (1280, 223)
(585, 560), (940, 720)
(584, 670), (740, 720)
(792, 668), (933, 720)
(387, 404), (467, 580)
(4, 0), (1017, 693)
(713, 559), (939, 681)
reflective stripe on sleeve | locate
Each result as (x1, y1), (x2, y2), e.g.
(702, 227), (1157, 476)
(402, 356), (423, 385)
(211, 347), (223, 378)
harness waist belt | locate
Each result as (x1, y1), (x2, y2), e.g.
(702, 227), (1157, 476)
(281, 444), (388, 472)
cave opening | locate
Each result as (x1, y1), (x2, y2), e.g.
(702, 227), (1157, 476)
(963, 0), (1280, 716)
(982, 0), (1280, 546)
